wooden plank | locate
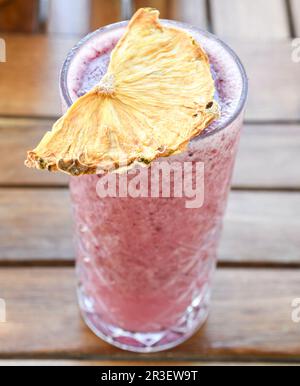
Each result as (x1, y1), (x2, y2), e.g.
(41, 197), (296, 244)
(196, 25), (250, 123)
(168, 0), (207, 29)
(48, 0), (91, 36)
(0, 189), (299, 266)
(220, 191), (300, 266)
(0, 0), (39, 33)
(210, 0), (290, 39)
(90, 0), (121, 30)
(232, 40), (300, 121)
(0, 267), (299, 360)
(0, 35), (78, 118)
(233, 124), (300, 189)
(0, 189), (73, 262)
(0, 118), (68, 186)
(1, 120), (300, 189)
(135, 0), (169, 18)
(291, 0), (300, 36)
(0, 35), (298, 120)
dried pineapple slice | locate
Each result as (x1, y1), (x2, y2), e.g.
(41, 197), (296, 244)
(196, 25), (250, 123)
(25, 8), (219, 176)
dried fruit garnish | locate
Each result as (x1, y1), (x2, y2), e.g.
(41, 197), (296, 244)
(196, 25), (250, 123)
(25, 8), (219, 176)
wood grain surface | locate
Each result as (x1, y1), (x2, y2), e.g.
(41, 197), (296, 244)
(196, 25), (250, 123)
(0, 35), (78, 118)
(0, 0), (39, 33)
(0, 37), (299, 120)
(0, 0), (299, 366)
(0, 189), (73, 262)
(0, 267), (299, 361)
(211, 0), (290, 39)
(228, 40), (300, 121)
(0, 118), (68, 186)
(1, 119), (299, 189)
(0, 189), (299, 266)
(232, 124), (300, 189)
(90, 0), (121, 30)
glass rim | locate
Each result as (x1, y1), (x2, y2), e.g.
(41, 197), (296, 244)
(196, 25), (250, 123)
(60, 19), (248, 141)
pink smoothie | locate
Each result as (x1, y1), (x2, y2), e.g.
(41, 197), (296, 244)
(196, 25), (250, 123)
(61, 20), (247, 350)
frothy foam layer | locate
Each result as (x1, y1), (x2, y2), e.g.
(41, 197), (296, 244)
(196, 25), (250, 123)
(66, 21), (244, 136)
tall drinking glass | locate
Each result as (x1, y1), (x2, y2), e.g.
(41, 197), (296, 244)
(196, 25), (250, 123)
(60, 20), (248, 352)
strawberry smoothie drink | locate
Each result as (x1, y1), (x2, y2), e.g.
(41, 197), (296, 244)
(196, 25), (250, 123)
(60, 20), (247, 352)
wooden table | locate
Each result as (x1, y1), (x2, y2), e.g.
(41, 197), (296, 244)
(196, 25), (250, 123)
(0, 0), (300, 366)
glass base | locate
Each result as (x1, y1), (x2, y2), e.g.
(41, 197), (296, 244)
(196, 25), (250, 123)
(78, 285), (210, 353)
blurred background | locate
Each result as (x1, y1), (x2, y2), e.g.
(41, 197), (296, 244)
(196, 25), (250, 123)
(0, 0), (300, 365)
